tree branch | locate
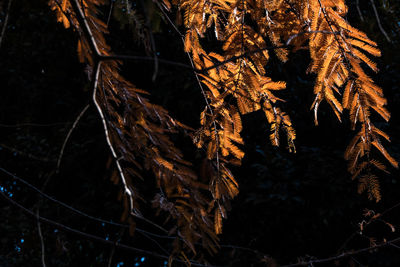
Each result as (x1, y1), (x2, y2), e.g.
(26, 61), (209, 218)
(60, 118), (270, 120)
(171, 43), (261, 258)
(69, 0), (101, 56)
(99, 54), (193, 70)
(36, 209), (47, 267)
(281, 237), (400, 267)
(0, 190), (223, 267)
(0, 143), (55, 163)
(0, 166), (265, 255)
(91, 61), (135, 216)
(355, 0), (365, 22)
(0, 0), (13, 50)
(139, 0), (159, 81)
(370, 0), (391, 42)
(56, 104), (90, 173)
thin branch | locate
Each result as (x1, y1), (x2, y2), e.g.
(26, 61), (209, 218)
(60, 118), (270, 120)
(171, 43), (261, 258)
(61, 0), (342, 77)
(106, 0), (114, 27)
(0, 166), (127, 227)
(70, 0), (101, 56)
(380, 201), (400, 217)
(337, 201), (400, 253)
(53, 0), (76, 28)
(280, 237), (400, 267)
(0, 168), (168, 240)
(336, 232), (359, 253)
(198, 30), (336, 73)
(138, 230), (171, 256)
(370, 0), (391, 43)
(317, 0), (351, 56)
(102, 51), (308, 108)
(351, 256), (365, 267)
(0, 191), (223, 267)
(0, 166), (264, 256)
(153, 0), (221, 178)
(0, 122), (70, 128)
(154, 0), (184, 37)
(355, 0), (365, 22)
(139, 0), (159, 81)
(67, 0), (138, 218)
(285, 30), (338, 47)
(186, 52), (221, 174)
(219, 244), (263, 254)
(108, 228), (124, 267)
(0, 0), (13, 50)
(1, 166), (170, 244)
(99, 54), (193, 69)
(11, 183), (400, 267)
(101, 32), (333, 74)
(36, 209), (47, 267)
(131, 213), (169, 234)
(56, 104), (90, 173)
(92, 61), (135, 217)
(107, 242), (116, 267)
(0, 143), (55, 163)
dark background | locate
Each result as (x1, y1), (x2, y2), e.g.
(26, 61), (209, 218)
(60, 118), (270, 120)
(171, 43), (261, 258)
(1, 0), (400, 266)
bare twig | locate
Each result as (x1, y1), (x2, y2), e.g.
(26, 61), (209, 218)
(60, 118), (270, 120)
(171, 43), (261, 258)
(390, 243), (400, 250)
(107, 243), (116, 267)
(283, 201), (400, 267)
(139, 0), (159, 81)
(92, 61), (135, 215)
(108, 228), (124, 267)
(337, 201), (400, 253)
(0, 0), (13, 50)
(66, 0), (136, 217)
(356, 0), (365, 22)
(0, 170), (169, 244)
(56, 104), (90, 173)
(36, 209), (47, 267)
(70, 0), (101, 56)
(103, 29), (337, 74)
(336, 232), (358, 253)
(7, 184), (400, 267)
(130, 213), (169, 234)
(0, 143), (55, 163)
(139, 230), (170, 256)
(0, 122), (70, 128)
(99, 54), (193, 69)
(0, 166), (128, 227)
(0, 191), (223, 267)
(381, 201), (400, 217)
(351, 256), (365, 267)
(106, 0), (114, 27)
(0, 166), (265, 256)
(280, 235), (400, 267)
(153, 0), (183, 37)
(153, 0), (221, 177)
(370, 0), (391, 42)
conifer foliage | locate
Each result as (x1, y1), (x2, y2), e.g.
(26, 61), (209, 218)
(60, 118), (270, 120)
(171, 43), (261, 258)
(49, 0), (397, 262)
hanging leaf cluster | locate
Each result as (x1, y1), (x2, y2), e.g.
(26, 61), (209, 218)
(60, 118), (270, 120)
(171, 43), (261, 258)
(49, 0), (397, 263)
(174, 0), (397, 203)
(49, 0), (220, 261)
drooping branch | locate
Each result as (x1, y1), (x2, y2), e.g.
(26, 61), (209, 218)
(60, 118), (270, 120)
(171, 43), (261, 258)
(56, 103), (90, 173)
(50, 0), (225, 259)
(370, 0), (391, 43)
